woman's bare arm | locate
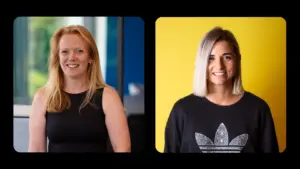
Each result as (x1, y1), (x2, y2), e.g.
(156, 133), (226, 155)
(28, 88), (47, 152)
(103, 86), (131, 152)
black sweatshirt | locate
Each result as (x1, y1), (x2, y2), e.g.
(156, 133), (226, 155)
(164, 91), (279, 153)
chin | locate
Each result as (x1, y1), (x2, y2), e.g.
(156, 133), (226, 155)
(209, 79), (229, 86)
(64, 73), (85, 79)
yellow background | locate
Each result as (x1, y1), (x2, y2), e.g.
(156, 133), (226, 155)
(155, 17), (286, 153)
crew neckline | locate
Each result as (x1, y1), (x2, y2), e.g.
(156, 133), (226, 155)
(203, 91), (248, 108)
(63, 88), (104, 95)
(63, 90), (88, 95)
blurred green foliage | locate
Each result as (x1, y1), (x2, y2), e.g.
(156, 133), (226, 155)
(28, 17), (64, 98)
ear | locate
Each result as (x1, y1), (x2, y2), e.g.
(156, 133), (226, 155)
(89, 60), (93, 64)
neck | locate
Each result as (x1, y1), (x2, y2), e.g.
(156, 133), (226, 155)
(63, 76), (89, 94)
(206, 82), (234, 105)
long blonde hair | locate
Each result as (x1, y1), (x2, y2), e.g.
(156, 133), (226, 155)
(193, 26), (244, 97)
(44, 25), (106, 113)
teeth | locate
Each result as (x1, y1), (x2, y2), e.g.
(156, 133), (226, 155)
(214, 72), (225, 76)
(67, 64), (79, 68)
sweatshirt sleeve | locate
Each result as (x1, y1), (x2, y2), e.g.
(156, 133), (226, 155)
(259, 101), (279, 153)
(164, 100), (186, 153)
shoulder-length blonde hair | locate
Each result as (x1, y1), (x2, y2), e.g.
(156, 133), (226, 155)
(44, 25), (107, 113)
(193, 26), (244, 97)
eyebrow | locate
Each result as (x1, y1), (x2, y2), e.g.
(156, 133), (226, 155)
(209, 52), (234, 57)
(60, 47), (83, 51)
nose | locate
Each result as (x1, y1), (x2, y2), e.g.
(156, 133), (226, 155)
(215, 58), (224, 70)
(68, 51), (77, 60)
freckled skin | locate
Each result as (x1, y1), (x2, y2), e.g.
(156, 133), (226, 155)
(59, 34), (92, 79)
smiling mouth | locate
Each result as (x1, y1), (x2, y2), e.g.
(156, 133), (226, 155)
(66, 64), (79, 68)
(213, 72), (226, 76)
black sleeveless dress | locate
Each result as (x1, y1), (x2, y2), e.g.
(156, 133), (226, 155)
(46, 88), (109, 152)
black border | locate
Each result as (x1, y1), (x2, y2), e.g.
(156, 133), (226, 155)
(10, 15), (291, 163)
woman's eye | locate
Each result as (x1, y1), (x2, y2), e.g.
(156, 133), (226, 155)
(76, 49), (83, 53)
(225, 55), (232, 60)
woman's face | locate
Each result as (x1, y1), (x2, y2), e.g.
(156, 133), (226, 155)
(58, 34), (91, 79)
(207, 40), (237, 86)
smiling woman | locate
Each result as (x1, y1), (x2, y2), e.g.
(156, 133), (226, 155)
(28, 25), (131, 153)
(59, 34), (92, 79)
(163, 26), (279, 153)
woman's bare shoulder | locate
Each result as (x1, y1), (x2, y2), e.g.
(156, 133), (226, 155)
(103, 85), (119, 96)
(102, 86), (123, 112)
(31, 87), (47, 115)
(34, 87), (46, 99)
